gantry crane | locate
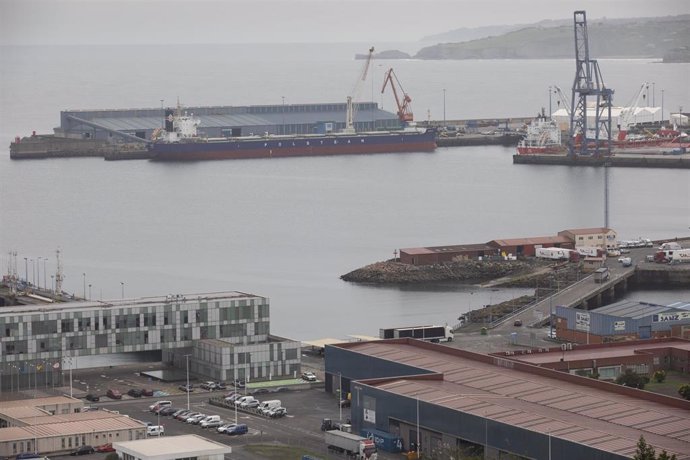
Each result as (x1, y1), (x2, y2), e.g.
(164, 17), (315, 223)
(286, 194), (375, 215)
(569, 10), (614, 157)
(381, 68), (413, 124)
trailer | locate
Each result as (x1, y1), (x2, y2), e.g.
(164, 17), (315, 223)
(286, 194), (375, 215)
(536, 247), (577, 261)
(576, 246), (605, 257)
(325, 430), (378, 459)
(670, 249), (690, 264)
(379, 325), (453, 343)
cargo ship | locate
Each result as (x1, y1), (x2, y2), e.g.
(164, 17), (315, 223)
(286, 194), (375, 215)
(148, 102), (436, 161)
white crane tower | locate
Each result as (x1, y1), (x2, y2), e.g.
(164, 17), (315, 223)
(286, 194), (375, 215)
(344, 47), (375, 133)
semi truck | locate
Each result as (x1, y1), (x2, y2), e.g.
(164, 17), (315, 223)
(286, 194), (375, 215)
(379, 325), (454, 343)
(535, 247), (578, 261)
(325, 429), (378, 459)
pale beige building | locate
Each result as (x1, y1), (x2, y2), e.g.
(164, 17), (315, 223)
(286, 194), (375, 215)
(0, 396), (146, 457)
(558, 227), (618, 250)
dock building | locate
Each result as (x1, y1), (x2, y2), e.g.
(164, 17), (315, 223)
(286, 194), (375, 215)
(114, 434), (232, 460)
(325, 339), (690, 460)
(399, 227), (614, 265)
(0, 291), (301, 390)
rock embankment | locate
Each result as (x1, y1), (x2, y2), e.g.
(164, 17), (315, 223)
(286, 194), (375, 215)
(341, 259), (536, 285)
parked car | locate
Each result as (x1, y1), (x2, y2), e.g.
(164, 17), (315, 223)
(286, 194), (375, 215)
(187, 413), (207, 424)
(301, 371), (317, 382)
(268, 407), (288, 418)
(15, 453), (41, 459)
(226, 424), (248, 436)
(181, 412), (200, 422)
(94, 443), (115, 453)
(242, 399), (260, 409)
(251, 388), (270, 395)
(233, 379), (246, 388)
(217, 423), (237, 434)
(200, 415), (222, 428)
(85, 393), (100, 402)
(70, 446), (94, 456)
(178, 384), (194, 392)
(200, 381), (218, 390)
(149, 400), (172, 411)
(146, 425), (164, 436)
(140, 388), (154, 397)
(175, 410), (194, 421)
(127, 388), (143, 398)
(215, 382), (227, 390)
(159, 406), (178, 416)
(106, 389), (122, 400)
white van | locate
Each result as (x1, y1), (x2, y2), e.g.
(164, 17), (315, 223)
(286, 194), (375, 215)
(146, 425), (164, 436)
(259, 400), (281, 415)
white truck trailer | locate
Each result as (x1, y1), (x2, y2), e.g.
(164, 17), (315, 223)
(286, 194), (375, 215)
(325, 430), (378, 459)
(536, 247), (576, 261)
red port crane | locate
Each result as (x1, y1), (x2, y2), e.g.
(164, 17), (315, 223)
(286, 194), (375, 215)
(381, 68), (413, 123)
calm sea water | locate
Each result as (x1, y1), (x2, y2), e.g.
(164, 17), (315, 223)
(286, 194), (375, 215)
(1, 44), (689, 341)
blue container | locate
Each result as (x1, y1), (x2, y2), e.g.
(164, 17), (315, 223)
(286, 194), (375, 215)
(360, 428), (404, 453)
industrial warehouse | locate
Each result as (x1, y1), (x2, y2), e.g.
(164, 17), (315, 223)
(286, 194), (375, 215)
(324, 339), (690, 460)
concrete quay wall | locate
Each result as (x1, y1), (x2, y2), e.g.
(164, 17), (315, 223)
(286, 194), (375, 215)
(513, 153), (690, 168)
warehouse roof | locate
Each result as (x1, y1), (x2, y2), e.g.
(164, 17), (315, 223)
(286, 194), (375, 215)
(592, 300), (687, 319)
(114, 434), (231, 458)
(504, 338), (690, 365)
(490, 235), (571, 246)
(336, 340), (690, 459)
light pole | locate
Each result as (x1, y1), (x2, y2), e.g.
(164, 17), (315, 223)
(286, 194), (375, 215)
(36, 258), (41, 289)
(88, 284), (92, 301)
(120, 282), (124, 300)
(50, 275), (54, 295)
(443, 88), (446, 127)
(82, 273), (86, 299)
(185, 354), (191, 410)
(652, 82), (655, 107)
(42, 257), (47, 290)
(24, 257), (28, 284)
(31, 259), (35, 286)
(338, 372), (342, 422)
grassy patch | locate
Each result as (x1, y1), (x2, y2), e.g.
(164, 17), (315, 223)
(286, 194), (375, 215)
(244, 444), (321, 460)
(644, 370), (690, 398)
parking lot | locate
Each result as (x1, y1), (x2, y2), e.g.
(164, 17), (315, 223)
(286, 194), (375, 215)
(31, 353), (398, 460)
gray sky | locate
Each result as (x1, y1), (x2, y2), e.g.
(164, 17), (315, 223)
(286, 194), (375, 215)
(1, 0), (688, 45)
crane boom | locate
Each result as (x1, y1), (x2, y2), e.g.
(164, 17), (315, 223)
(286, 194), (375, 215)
(381, 68), (413, 124)
(617, 82), (648, 140)
(345, 46), (375, 133)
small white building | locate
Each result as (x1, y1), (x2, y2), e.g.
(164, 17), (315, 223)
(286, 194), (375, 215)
(114, 434), (231, 460)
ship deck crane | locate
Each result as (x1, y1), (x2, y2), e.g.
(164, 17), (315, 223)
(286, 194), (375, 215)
(553, 85), (571, 117)
(617, 82), (649, 140)
(569, 10), (614, 158)
(381, 68), (413, 124)
(345, 47), (375, 133)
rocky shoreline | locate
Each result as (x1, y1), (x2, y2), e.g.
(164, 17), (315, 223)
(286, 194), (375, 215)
(340, 258), (578, 287)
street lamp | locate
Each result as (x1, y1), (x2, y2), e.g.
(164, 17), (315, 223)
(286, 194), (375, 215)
(88, 284), (92, 301)
(42, 257), (47, 290)
(185, 354), (191, 410)
(120, 282), (124, 300)
(82, 273), (86, 299)
(281, 96), (285, 135)
(30, 259), (35, 286)
(36, 258), (41, 289)
(24, 257), (28, 284)
(443, 88), (446, 127)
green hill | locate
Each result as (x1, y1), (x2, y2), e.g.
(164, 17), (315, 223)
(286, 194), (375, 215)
(414, 15), (690, 61)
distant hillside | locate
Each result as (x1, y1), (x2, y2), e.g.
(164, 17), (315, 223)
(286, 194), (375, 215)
(415, 15), (690, 60)
(419, 19), (571, 44)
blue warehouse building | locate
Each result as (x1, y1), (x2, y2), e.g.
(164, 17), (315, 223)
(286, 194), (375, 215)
(324, 339), (690, 460)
